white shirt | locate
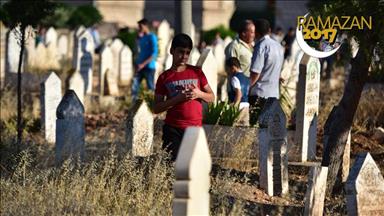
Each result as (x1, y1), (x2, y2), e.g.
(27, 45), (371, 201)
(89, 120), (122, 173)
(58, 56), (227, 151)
(250, 35), (284, 98)
(230, 75), (249, 110)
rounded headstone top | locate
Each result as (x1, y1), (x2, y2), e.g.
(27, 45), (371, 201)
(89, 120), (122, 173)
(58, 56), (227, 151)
(56, 90), (84, 119)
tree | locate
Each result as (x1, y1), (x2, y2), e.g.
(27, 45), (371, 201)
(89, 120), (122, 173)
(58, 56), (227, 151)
(67, 5), (102, 29)
(308, 0), (384, 196)
(2, 0), (55, 151)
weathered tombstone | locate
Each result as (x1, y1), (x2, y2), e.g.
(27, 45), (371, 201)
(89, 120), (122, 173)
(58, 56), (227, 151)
(342, 131), (352, 182)
(187, 47), (200, 66)
(57, 34), (69, 59)
(119, 45), (133, 86)
(105, 69), (119, 96)
(157, 20), (171, 63)
(196, 48), (218, 99)
(0, 22), (7, 88)
(110, 38), (124, 86)
(6, 27), (25, 73)
(213, 43), (225, 74)
(173, 127), (212, 215)
(99, 45), (113, 95)
(69, 71), (85, 104)
(295, 54), (320, 162)
(345, 152), (384, 216)
(304, 166), (328, 216)
(72, 25), (86, 67)
(55, 90), (85, 164)
(220, 78), (228, 102)
(258, 99), (289, 196)
(45, 27), (58, 48)
(40, 72), (62, 143)
(73, 28), (94, 94)
(164, 40), (173, 70)
(126, 101), (154, 156)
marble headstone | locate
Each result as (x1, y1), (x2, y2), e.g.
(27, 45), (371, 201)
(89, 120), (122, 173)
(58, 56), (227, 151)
(173, 127), (212, 216)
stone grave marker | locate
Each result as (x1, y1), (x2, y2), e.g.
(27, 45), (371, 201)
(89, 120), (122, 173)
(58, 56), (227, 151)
(164, 40), (173, 70)
(157, 20), (171, 63)
(213, 43), (225, 74)
(0, 22), (7, 88)
(99, 45), (113, 95)
(72, 26), (86, 68)
(295, 54), (320, 162)
(45, 27), (58, 48)
(220, 78), (228, 102)
(110, 38), (124, 86)
(119, 45), (133, 86)
(304, 166), (328, 216)
(55, 90), (85, 164)
(173, 127), (211, 216)
(40, 72), (62, 143)
(69, 71), (85, 104)
(258, 99), (289, 196)
(196, 48), (218, 99)
(73, 28), (94, 94)
(345, 152), (384, 216)
(105, 69), (119, 96)
(224, 36), (232, 49)
(6, 27), (25, 73)
(187, 47), (200, 66)
(126, 101), (154, 156)
(57, 34), (69, 59)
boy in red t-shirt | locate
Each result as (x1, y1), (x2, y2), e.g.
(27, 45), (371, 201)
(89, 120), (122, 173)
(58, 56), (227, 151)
(154, 33), (215, 161)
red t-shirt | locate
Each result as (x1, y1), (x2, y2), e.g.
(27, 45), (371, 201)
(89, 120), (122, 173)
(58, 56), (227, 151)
(155, 65), (208, 129)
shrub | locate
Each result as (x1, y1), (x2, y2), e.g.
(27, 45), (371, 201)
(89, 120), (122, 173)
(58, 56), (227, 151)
(117, 27), (137, 54)
(203, 101), (226, 125)
(202, 25), (236, 45)
(218, 104), (241, 126)
(203, 101), (241, 126)
(41, 3), (75, 28)
(67, 5), (102, 28)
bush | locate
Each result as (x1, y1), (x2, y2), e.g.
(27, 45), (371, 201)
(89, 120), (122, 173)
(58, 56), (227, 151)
(202, 25), (236, 45)
(203, 101), (241, 126)
(117, 27), (137, 54)
(67, 5), (102, 28)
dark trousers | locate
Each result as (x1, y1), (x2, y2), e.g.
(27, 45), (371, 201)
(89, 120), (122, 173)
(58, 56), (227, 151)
(248, 95), (267, 126)
(162, 124), (185, 162)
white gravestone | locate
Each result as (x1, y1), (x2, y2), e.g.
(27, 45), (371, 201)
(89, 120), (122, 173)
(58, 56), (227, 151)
(258, 99), (289, 196)
(69, 71), (85, 104)
(55, 90), (85, 164)
(0, 22), (7, 88)
(72, 26), (86, 67)
(6, 27), (26, 73)
(126, 101), (154, 156)
(99, 45), (113, 95)
(345, 152), (384, 216)
(173, 127), (212, 216)
(157, 20), (171, 63)
(45, 27), (57, 48)
(196, 48), (218, 99)
(187, 47), (200, 66)
(304, 166), (328, 216)
(164, 40), (173, 70)
(213, 43), (225, 74)
(119, 45), (133, 86)
(40, 72), (62, 143)
(57, 34), (69, 60)
(295, 54), (320, 162)
(73, 28), (94, 94)
(110, 38), (124, 86)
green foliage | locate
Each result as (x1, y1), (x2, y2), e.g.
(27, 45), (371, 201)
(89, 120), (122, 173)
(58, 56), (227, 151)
(203, 101), (241, 126)
(67, 5), (102, 28)
(138, 89), (154, 112)
(202, 25), (236, 45)
(2, 0), (56, 29)
(41, 3), (75, 28)
(203, 101), (226, 125)
(218, 104), (241, 126)
(117, 28), (137, 53)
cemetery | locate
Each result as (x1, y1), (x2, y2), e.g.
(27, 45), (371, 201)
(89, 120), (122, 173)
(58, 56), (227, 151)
(0, 1), (383, 215)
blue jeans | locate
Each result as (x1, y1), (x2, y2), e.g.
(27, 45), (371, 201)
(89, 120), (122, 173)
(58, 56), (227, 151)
(131, 67), (155, 101)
